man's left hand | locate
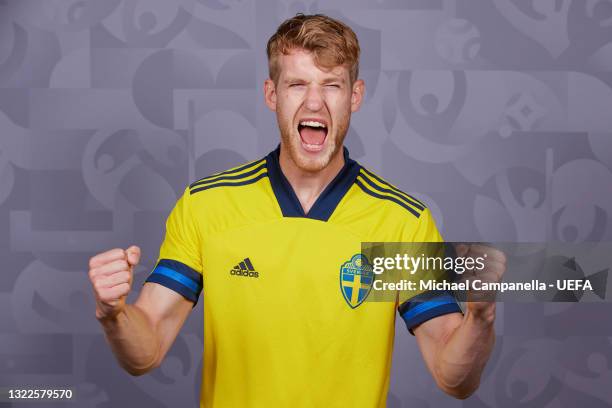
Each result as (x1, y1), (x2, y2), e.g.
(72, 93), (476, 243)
(454, 244), (507, 323)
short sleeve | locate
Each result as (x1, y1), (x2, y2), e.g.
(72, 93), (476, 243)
(398, 208), (463, 334)
(144, 187), (203, 306)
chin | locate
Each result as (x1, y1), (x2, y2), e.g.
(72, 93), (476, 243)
(290, 139), (336, 172)
(292, 149), (330, 172)
(295, 156), (330, 172)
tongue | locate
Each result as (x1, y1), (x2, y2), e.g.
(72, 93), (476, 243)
(299, 126), (326, 145)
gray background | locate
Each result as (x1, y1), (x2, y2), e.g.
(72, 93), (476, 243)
(1, 0), (612, 406)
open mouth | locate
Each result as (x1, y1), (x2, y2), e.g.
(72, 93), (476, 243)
(297, 120), (328, 152)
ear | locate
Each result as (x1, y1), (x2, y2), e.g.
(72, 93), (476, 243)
(264, 79), (277, 111)
(350, 79), (365, 113)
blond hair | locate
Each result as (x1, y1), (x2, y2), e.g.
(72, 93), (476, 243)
(266, 13), (360, 84)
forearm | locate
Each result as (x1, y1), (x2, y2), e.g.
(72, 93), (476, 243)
(98, 304), (161, 376)
(433, 308), (495, 399)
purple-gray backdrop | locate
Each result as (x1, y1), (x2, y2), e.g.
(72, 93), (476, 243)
(1, 0), (612, 407)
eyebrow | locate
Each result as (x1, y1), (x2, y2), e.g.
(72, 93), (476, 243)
(283, 78), (307, 84)
(321, 77), (345, 84)
(282, 77), (346, 84)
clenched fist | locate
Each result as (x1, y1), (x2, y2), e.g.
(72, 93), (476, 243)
(88, 246), (141, 321)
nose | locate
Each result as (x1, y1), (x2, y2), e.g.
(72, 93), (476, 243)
(304, 84), (324, 112)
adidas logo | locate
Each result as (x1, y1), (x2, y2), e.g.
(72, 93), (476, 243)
(230, 258), (259, 278)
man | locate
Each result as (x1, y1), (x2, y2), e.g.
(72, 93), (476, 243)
(88, 13), (505, 407)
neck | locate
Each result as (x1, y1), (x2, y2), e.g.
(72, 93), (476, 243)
(279, 145), (345, 215)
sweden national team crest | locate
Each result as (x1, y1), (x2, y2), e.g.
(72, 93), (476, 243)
(340, 254), (374, 308)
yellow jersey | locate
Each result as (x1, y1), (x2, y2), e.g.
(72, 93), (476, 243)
(145, 146), (462, 407)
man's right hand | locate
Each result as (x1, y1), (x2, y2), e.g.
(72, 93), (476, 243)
(87, 246), (192, 376)
(88, 246), (141, 321)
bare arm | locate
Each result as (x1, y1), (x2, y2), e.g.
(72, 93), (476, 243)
(98, 283), (193, 376)
(412, 245), (505, 399)
(413, 310), (495, 399)
(89, 247), (194, 376)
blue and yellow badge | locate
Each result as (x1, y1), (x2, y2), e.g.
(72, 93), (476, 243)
(340, 254), (374, 308)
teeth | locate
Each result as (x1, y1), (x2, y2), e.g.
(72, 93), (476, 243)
(299, 120), (327, 128)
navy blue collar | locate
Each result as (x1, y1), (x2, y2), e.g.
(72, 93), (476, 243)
(265, 145), (360, 221)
